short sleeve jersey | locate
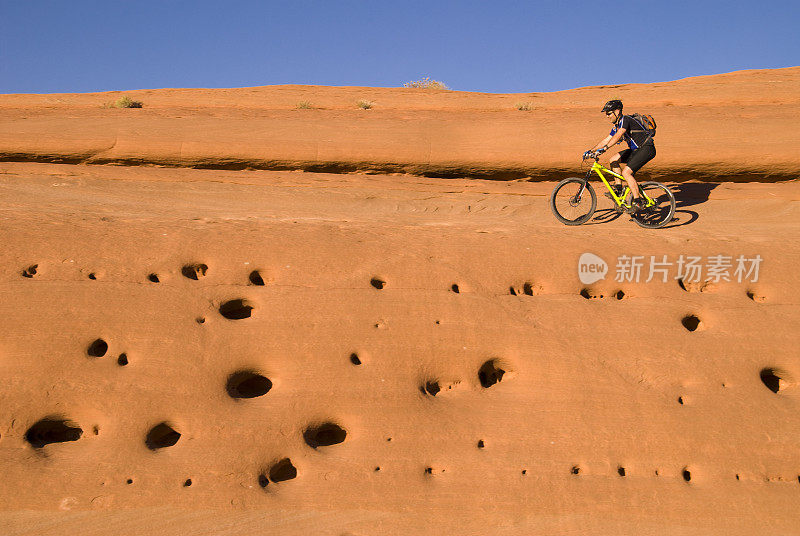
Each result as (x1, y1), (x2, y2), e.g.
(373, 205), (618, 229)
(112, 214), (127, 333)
(609, 115), (651, 150)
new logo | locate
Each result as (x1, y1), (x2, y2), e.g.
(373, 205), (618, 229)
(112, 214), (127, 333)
(578, 253), (608, 284)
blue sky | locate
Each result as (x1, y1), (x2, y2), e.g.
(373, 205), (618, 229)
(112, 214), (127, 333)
(1, 0), (798, 94)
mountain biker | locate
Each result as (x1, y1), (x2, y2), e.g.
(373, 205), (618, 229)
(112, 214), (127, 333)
(584, 99), (656, 211)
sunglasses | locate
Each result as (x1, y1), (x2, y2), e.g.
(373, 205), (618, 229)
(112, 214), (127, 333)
(605, 111), (616, 116)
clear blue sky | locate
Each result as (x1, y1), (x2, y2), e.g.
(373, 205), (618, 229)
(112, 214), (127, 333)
(2, 0), (798, 94)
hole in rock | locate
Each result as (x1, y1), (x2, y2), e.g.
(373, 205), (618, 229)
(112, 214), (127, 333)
(88, 273), (97, 280)
(87, 339), (108, 358)
(522, 470), (527, 475)
(196, 317), (206, 324)
(145, 422), (181, 450)
(25, 418), (83, 448)
(421, 381), (441, 396)
(479, 359), (506, 388)
(93, 426), (100, 435)
(572, 466), (581, 475)
(735, 474), (741, 481)
(374, 466), (381, 472)
(219, 299), (253, 319)
(678, 278), (688, 291)
(226, 371), (272, 399)
(182, 263), (208, 280)
(615, 290), (626, 300)
(681, 315), (702, 332)
(127, 479), (134, 485)
(678, 396), (684, 405)
(477, 440), (485, 449)
(509, 286), (517, 296)
(370, 278), (386, 290)
(683, 468), (692, 482)
(349, 353), (362, 365)
(22, 264), (38, 278)
(424, 467), (433, 475)
(617, 466), (626, 477)
(249, 270), (265, 286)
(269, 458), (298, 483)
(523, 282), (535, 296)
(183, 479), (192, 487)
(303, 422), (347, 448)
(746, 290), (766, 302)
(760, 368), (792, 394)
(451, 284), (460, 293)
(579, 288), (602, 299)
(117, 353), (128, 366)
(258, 474), (269, 488)
(148, 273), (160, 283)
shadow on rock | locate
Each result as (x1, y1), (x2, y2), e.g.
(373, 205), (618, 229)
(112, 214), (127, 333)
(671, 182), (719, 208)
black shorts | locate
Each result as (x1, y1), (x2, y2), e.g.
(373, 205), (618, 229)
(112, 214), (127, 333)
(618, 142), (656, 174)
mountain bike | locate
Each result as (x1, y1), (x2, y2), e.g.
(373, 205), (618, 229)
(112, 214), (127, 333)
(549, 154), (676, 229)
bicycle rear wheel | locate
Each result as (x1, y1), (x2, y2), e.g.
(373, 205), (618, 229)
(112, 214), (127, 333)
(632, 181), (675, 229)
(550, 178), (596, 226)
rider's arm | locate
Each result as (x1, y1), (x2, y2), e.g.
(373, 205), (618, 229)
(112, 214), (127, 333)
(602, 128), (626, 150)
(591, 135), (613, 152)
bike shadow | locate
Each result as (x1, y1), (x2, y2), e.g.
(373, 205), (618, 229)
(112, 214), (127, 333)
(670, 182), (719, 208)
(660, 209), (698, 228)
(586, 208), (623, 224)
(587, 208), (699, 227)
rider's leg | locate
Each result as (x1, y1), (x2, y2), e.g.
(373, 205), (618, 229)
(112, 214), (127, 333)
(621, 165), (641, 201)
(624, 144), (657, 205)
(608, 152), (623, 187)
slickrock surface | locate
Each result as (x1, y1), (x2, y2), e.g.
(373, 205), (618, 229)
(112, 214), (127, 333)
(0, 67), (799, 535)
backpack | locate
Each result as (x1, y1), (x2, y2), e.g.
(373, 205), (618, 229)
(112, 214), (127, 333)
(629, 113), (657, 138)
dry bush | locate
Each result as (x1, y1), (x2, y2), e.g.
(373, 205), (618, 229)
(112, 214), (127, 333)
(515, 102), (533, 111)
(103, 96), (143, 109)
(356, 100), (374, 110)
(403, 77), (449, 90)
(296, 101), (313, 109)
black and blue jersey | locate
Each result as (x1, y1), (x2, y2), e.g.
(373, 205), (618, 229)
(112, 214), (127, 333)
(610, 115), (653, 150)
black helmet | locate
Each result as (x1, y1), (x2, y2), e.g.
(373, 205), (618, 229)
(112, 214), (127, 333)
(601, 99), (623, 112)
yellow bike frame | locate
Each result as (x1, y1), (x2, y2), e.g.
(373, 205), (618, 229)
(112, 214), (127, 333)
(589, 161), (655, 208)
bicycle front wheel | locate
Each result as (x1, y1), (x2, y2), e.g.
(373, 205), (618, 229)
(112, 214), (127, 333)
(632, 181), (676, 229)
(550, 178), (597, 226)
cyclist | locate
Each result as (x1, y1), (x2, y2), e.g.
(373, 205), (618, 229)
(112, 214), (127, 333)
(585, 99), (656, 211)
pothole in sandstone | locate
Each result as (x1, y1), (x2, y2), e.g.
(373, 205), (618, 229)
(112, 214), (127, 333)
(370, 277), (386, 290)
(182, 263), (208, 280)
(226, 371), (273, 399)
(510, 281), (542, 296)
(580, 287), (604, 299)
(25, 417), (83, 448)
(269, 458), (298, 483)
(87, 338), (108, 357)
(760, 368), (795, 394)
(682, 468), (692, 482)
(303, 422), (347, 448)
(219, 299), (253, 319)
(419, 379), (462, 397)
(681, 314), (703, 332)
(249, 270), (266, 286)
(21, 264), (39, 278)
(677, 278), (716, 293)
(479, 359), (510, 388)
(746, 289), (766, 302)
(145, 422), (181, 450)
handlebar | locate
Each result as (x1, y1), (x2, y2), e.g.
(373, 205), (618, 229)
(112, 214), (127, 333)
(582, 147), (606, 161)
